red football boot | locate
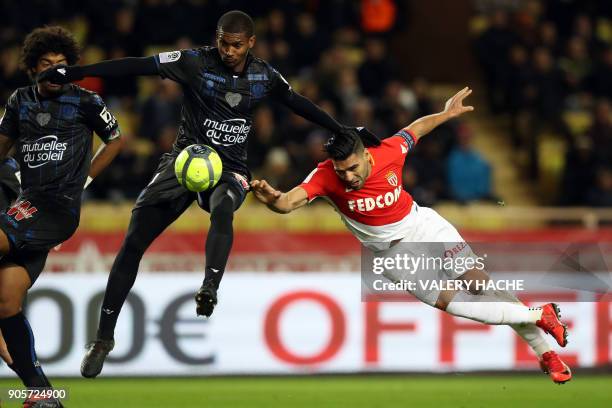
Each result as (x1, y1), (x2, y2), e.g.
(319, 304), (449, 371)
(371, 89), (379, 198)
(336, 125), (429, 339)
(540, 351), (572, 384)
(536, 303), (568, 347)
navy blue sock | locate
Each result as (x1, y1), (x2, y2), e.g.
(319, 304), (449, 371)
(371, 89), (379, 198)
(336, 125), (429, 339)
(0, 312), (50, 388)
(8, 363), (27, 384)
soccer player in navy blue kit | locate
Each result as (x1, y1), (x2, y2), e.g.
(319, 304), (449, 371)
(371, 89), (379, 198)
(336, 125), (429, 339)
(0, 26), (123, 407)
(39, 10), (367, 378)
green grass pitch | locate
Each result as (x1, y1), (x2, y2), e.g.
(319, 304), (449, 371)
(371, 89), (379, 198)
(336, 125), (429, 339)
(0, 374), (610, 407)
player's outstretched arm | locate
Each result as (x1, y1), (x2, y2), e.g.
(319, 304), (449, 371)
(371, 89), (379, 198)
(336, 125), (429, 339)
(406, 87), (474, 140)
(37, 57), (159, 85)
(87, 137), (124, 188)
(250, 180), (309, 214)
(272, 75), (378, 145)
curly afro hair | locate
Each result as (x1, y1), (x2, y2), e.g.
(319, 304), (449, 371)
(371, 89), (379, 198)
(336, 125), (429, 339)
(20, 26), (80, 79)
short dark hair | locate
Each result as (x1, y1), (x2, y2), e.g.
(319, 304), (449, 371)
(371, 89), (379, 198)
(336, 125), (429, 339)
(324, 133), (365, 161)
(217, 10), (254, 37)
(20, 26), (80, 77)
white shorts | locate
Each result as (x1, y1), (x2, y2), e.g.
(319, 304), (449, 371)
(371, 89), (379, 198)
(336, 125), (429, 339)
(376, 204), (479, 306)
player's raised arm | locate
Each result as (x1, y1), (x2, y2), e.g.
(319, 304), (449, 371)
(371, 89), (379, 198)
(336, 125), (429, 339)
(36, 56), (159, 85)
(268, 68), (377, 145)
(406, 87), (474, 140)
(250, 180), (309, 214)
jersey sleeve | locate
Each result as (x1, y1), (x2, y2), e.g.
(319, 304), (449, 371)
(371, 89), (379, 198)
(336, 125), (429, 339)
(0, 91), (19, 140)
(268, 66), (293, 101)
(386, 127), (418, 159)
(299, 164), (333, 201)
(154, 49), (201, 84)
(83, 93), (121, 143)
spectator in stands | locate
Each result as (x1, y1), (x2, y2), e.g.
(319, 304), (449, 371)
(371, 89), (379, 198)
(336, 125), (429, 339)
(587, 47), (612, 100)
(573, 14), (607, 58)
(281, 114), (317, 163)
(358, 37), (396, 99)
(0, 42), (29, 102)
(560, 36), (592, 95)
(261, 147), (296, 192)
(586, 167), (612, 207)
(559, 135), (597, 206)
(139, 79), (183, 142)
(101, 9), (143, 105)
(248, 106), (280, 170)
(504, 45), (532, 147)
(105, 7), (142, 57)
(404, 138), (448, 207)
(336, 67), (362, 114)
(291, 12), (327, 69)
(265, 9), (287, 44)
(524, 47), (569, 177)
(538, 21), (561, 58)
(447, 126), (494, 203)
(377, 80), (416, 129)
(475, 9), (518, 113)
(349, 97), (386, 137)
(587, 99), (612, 166)
(360, 0), (398, 35)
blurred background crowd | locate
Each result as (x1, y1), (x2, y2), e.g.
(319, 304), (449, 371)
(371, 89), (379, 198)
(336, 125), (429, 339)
(0, 0), (610, 207)
(474, 0), (612, 206)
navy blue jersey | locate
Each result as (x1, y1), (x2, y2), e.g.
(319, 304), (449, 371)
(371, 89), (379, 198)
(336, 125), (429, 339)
(154, 47), (293, 176)
(0, 85), (120, 204)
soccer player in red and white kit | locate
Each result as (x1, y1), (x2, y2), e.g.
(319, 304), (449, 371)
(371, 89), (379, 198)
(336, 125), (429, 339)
(251, 87), (571, 384)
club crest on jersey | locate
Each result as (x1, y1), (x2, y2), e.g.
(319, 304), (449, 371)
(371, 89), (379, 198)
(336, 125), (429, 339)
(36, 112), (51, 127)
(225, 92), (242, 107)
(7, 201), (38, 221)
(385, 171), (398, 187)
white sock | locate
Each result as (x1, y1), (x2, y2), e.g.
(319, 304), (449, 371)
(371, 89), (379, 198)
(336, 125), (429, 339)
(445, 291), (543, 325)
(512, 324), (552, 357)
(492, 290), (552, 357)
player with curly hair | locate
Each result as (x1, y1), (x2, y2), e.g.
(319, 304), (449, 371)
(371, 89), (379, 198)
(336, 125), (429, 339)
(0, 26), (124, 407)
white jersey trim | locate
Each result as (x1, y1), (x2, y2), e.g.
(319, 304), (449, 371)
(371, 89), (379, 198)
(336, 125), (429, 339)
(323, 197), (417, 251)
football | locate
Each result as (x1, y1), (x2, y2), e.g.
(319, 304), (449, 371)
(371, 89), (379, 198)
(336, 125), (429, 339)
(174, 144), (223, 192)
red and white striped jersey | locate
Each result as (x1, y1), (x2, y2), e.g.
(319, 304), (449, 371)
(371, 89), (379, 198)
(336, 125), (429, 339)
(300, 128), (417, 247)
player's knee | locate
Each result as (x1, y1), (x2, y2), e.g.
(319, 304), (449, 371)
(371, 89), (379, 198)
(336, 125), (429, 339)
(0, 298), (21, 318)
(210, 197), (235, 227)
(0, 231), (11, 256)
(458, 268), (489, 295)
(122, 224), (158, 256)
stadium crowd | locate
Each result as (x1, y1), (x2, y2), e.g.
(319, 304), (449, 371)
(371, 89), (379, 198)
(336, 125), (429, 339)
(2, 0), (494, 206)
(475, 0), (612, 206)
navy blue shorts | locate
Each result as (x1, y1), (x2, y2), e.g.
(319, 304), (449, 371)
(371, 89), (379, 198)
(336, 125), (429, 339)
(135, 153), (249, 212)
(0, 196), (79, 284)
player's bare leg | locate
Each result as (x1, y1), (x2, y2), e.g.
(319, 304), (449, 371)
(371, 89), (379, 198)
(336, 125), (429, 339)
(0, 256), (63, 406)
(0, 329), (13, 365)
(0, 227), (11, 254)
